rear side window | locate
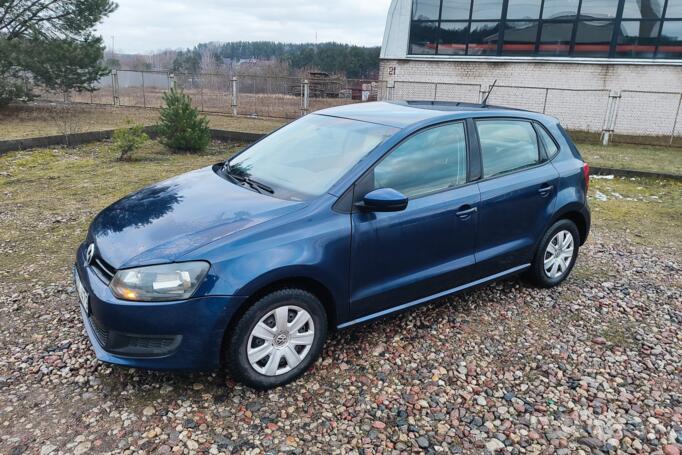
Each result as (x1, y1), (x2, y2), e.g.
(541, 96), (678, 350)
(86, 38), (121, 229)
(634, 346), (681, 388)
(476, 120), (540, 178)
(372, 122), (468, 198)
(536, 125), (559, 157)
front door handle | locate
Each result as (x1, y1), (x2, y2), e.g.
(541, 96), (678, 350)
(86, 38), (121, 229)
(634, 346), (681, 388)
(538, 184), (554, 197)
(456, 206), (478, 219)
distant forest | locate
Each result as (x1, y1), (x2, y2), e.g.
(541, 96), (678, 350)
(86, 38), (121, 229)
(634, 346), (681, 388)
(172, 41), (381, 79)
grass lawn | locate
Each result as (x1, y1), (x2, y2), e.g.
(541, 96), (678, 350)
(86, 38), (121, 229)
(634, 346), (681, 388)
(589, 176), (682, 250)
(1, 139), (680, 294)
(0, 103), (285, 140)
(578, 142), (682, 176)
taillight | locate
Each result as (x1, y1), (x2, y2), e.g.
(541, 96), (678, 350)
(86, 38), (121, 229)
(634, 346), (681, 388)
(583, 163), (590, 192)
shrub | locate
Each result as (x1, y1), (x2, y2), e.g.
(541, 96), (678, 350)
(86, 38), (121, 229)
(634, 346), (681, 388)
(157, 88), (210, 152)
(112, 123), (149, 161)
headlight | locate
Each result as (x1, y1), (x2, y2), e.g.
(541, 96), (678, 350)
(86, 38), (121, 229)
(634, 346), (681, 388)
(110, 262), (210, 302)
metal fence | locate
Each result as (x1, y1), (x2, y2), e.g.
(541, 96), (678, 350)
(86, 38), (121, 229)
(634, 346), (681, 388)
(38, 70), (388, 121)
(37, 70), (682, 144)
(389, 80), (682, 145)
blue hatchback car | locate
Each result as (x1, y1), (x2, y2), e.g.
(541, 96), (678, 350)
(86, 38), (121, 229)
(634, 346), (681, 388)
(74, 101), (590, 389)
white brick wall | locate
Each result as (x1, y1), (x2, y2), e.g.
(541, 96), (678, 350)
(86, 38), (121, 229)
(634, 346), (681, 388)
(380, 58), (682, 137)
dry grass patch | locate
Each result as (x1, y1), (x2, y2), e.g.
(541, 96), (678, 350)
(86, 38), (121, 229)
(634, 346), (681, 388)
(0, 103), (285, 140)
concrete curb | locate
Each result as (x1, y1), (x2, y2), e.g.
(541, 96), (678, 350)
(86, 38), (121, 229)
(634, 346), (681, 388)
(590, 166), (682, 181)
(0, 127), (265, 155)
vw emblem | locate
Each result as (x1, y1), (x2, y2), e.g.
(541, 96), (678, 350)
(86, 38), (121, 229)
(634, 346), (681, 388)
(85, 243), (96, 265)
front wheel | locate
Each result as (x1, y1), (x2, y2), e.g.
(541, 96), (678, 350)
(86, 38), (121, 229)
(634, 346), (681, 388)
(528, 219), (580, 288)
(225, 289), (328, 389)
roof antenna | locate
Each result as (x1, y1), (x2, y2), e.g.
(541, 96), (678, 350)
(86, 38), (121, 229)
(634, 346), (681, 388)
(482, 79), (497, 107)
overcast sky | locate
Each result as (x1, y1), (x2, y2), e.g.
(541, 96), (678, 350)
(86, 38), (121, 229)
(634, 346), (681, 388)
(96, 0), (393, 54)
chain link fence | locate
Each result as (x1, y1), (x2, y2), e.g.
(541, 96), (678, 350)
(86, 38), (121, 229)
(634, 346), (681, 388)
(388, 80), (682, 145)
(37, 70), (388, 121)
(35, 70), (682, 144)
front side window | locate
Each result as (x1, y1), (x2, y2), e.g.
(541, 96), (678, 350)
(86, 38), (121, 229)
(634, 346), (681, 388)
(229, 115), (397, 200)
(372, 123), (468, 198)
(477, 119), (541, 178)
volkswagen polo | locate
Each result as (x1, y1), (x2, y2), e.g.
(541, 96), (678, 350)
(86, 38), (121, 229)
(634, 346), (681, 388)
(74, 101), (590, 389)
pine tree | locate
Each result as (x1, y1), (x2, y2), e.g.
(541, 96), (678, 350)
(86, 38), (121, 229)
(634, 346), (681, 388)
(157, 88), (210, 152)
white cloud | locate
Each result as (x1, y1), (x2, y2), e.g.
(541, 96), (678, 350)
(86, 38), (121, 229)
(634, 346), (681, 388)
(96, 0), (393, 53)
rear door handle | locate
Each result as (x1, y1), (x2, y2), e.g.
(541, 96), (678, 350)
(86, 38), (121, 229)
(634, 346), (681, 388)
(456, 206), (478, 219)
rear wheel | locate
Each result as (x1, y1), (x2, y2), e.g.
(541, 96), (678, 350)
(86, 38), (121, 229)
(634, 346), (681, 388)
(225, 289), (327, 389)
(528, 220), (580, 288)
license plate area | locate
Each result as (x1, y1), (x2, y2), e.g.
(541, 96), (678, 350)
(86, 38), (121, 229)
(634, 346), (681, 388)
(74, 269), (90, 316)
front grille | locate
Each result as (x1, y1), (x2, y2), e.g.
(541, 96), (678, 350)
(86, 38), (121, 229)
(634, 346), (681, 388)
(91, 255), (117, 284)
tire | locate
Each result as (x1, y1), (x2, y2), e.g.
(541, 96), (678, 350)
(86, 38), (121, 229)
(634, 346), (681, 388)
(225, 289), (328, 390)
(528, 219), (580, 288)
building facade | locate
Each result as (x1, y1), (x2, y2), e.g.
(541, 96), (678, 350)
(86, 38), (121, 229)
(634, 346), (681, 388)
(380, 0), (682, 139)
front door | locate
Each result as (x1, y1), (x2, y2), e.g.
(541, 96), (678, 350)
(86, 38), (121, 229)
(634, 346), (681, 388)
(349, 121), (480, 320)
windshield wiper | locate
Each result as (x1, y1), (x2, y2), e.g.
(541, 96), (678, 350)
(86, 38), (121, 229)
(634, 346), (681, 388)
(222, 161), (274, 194)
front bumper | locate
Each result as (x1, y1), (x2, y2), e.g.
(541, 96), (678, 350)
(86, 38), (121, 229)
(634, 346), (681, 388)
(75, 245), (245, 370)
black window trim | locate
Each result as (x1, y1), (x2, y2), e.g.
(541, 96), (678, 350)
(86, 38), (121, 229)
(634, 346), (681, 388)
(407, 0), (682, 60)
(473, 117), (552, 181)
(348, 119), (476, 210)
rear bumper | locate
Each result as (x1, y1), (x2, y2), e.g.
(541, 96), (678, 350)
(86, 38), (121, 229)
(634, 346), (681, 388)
(75, 247), (246, 371)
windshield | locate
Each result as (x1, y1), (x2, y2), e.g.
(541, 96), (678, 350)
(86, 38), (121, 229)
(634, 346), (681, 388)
(228, 114), (397, 200)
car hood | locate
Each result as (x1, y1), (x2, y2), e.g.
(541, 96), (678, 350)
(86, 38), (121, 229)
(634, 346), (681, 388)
(89, 166), (305, 269)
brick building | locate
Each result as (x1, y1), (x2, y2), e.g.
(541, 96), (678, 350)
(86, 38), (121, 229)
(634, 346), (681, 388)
(379, 0), (682, 139)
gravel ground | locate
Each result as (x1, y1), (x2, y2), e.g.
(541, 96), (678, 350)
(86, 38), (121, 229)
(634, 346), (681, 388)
(0, 227), (680, 455)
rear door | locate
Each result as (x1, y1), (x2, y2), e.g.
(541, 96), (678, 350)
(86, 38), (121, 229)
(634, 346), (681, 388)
(473, 118), (560, 278)
(348, 121), (480, 320)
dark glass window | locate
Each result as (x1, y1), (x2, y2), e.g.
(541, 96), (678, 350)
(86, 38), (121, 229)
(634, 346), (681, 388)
(574, 20), (615, 56)
(406, 0), (682, 59)
(542, 0), (579, 19)
(468, 21), (501, 54)
(616, 20), (660, 57)
(373, 123), (468, 198)
(441, 0), (472, 20)
(477, 120), (540, 178)
(538, 21), (574, 54)
(412, 0), (441, 20)
(471, 0), (504, 19)
(621, 0), (663, 19)
(410, 21), (439, 54)
(439, 22), (470, 54)
(658, 21), (682, 58)
(507, 0), (542, 19)
(536, 125), (559, 156)
(502, 21), (540, 54)
(580, 0), (620, 19)
(665, 1), (682, 19)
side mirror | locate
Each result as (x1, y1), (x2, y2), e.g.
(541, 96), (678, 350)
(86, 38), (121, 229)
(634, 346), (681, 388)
(355, 188), (408, 212)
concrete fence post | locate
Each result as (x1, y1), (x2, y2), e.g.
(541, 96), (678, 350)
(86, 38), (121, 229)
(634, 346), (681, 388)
(141, 71), (146, 108)
(169, 73), (176, 91)
(670, 92), (682, 145)
(301, 79), (310, 116)
(112, 70), (119, 106)
(542, 88), (549, 114)
(479, 85), (488, 104)
(601, 90), (621, 146)
(231, 76), (238, 116)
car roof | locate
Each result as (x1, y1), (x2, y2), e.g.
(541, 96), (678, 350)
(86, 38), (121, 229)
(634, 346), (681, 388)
(314, 100), (547, 129)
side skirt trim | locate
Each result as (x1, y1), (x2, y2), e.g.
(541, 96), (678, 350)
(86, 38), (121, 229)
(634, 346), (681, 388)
(337, 263), (530, 329)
